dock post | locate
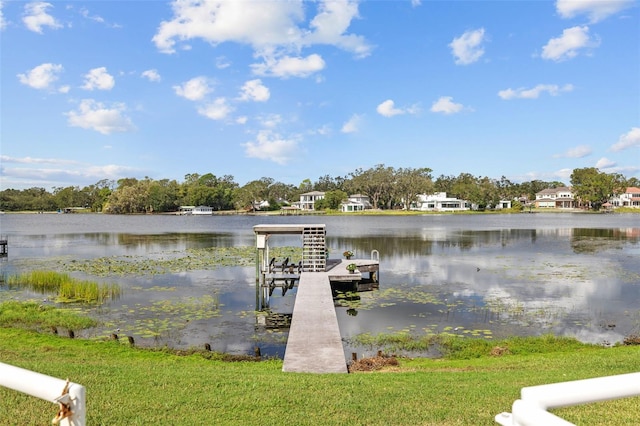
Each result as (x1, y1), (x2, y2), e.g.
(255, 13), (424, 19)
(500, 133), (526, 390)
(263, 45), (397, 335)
(0, 236), (7, 257)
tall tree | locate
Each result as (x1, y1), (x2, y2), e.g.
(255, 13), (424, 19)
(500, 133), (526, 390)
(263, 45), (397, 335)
(571, 168), (625, 210)
(348, 164), (394, 209)
(434, 174), (456, 195)
(393, 167), (434, 209)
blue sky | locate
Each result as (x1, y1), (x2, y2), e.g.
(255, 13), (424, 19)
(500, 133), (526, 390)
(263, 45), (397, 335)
(1, 0), (639, 191)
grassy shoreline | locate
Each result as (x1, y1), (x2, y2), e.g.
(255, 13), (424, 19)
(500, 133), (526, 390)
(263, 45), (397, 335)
(1, 327), (639, 425)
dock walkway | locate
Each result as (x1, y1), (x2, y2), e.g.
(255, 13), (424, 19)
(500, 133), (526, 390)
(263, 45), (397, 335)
(282, 270), (347, 373)
(282, 259), (377, 373)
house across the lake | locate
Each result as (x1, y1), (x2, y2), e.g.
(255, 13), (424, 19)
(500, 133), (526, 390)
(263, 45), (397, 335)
(192, 205), (213, 215)
(410, 192), (470, 212)
(535, 187), (576, 209)
(340, 194), (372, 212)
(609, 187), (640, 208)
(299, 191), (325, 210)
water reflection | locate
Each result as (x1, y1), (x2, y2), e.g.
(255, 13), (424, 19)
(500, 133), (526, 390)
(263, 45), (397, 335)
(1, 213), (639, 358)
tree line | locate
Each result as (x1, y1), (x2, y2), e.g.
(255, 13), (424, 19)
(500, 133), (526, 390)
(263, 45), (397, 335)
(1, 165), (637, 213)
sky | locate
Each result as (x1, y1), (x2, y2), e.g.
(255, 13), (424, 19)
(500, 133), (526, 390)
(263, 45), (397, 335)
(1, 0), (639, 191)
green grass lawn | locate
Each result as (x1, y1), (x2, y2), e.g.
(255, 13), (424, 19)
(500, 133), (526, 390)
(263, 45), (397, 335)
(1, 328), (639, 425)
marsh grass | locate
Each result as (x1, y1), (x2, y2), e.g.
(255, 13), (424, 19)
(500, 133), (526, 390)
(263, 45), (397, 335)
(352, 331), (592, 359)
(5, 270), (120, 303)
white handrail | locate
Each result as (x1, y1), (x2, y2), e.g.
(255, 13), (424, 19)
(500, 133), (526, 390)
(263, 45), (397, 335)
(0, 362), (86, 425)
(370, 249), (379, 261)
(496, 372), (640, 426)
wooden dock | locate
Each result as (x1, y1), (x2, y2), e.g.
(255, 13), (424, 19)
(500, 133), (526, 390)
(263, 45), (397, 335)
(282, 259), (378, 374)
(283, 270), (348, 373)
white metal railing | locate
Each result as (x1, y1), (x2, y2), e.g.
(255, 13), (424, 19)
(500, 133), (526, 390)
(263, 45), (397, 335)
(370, 249), (379, 261)
(495, 372), (640, 426)
(0, 362), (86, 425)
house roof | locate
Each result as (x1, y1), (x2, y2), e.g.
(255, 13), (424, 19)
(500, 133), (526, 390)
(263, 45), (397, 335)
(536, 186), (573, 195)
(626, 187), (640, 194)
(300, 191), (325, 196)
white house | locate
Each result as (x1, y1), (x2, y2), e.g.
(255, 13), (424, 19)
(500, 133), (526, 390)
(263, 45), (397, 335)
(535, 187), (575, 209)
(610, 187), (640, 208)
(410, 192), (470, 212)
(299, 191), (325, 210)
(192, 205), (213, 215)
(494, 200), (512, 210)
(340, 194), (372, 212)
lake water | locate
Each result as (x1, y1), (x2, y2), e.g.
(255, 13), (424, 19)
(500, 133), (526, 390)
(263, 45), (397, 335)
(1, 212), (639, 358)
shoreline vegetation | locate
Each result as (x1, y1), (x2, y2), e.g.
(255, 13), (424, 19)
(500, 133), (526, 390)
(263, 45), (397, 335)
(2, 206), (640, 215)
(5, 271), (120, 303)
(0, 324), (639, 424)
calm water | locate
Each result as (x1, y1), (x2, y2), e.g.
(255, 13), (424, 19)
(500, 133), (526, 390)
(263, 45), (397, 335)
(1, 213), (639, 358)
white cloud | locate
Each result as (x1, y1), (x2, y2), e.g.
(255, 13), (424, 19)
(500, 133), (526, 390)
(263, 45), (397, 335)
(610, 127), (640, 152)
(1, 158), (140, 189)
(314, 124), (331, 136)
(66, 99), (135, 134)
(541, 26), (599, 62)
(0, 155), (78, 165)
(553, 145), (592, 158)
(257, 114), (282, 129)
(411, 0), (422, 7)
(239, 79), (270, 102)
(17, 63), (63, 90)
(498, 84), (574, 100)
(376, 99), (419, 117)
(555, 168), (574, 181)
(341, 114), (362, 133)
(173, 76), (213, 101)
(153, 0), (371, 56)
(78, 7), (120, 28)
(236, 116), (248, 125)
(216, 56), (231, 69)
(252, 54), (326, 78)
(152, 0), (371, 74)
(82, 67), (115, 91)
(595, 157), (616, 169)
(153, 1), (304, 53)
(197, 98), (233, 120)
(304, 0), (372, 59)
(556, 0), (634, 23)
(449, 28), (486, 65)
(430, 96), (464, 115)
(22, 1), (62, 33)
(141, 69), (161, 82)
(244, 130), (299, 165)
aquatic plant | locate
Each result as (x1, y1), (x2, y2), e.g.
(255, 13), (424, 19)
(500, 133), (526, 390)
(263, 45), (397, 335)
(5, 270), (120, 303)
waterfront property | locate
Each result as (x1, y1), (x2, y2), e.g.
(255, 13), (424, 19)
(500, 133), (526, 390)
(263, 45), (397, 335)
(535, 187), (576, 209)
(298, 191), (325, 211)
(192, 206), (213, 215)
(410, 192), (470, 212)
(610, 186), (640, 208)
(340, 194), (373, 212)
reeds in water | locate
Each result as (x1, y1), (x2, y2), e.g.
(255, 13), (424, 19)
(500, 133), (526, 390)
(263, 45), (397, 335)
(6, 270), (120, 303)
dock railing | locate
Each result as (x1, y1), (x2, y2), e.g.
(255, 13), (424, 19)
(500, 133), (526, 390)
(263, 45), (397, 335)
(495, 371), (640, 426)
(0, 362), (86, 425)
